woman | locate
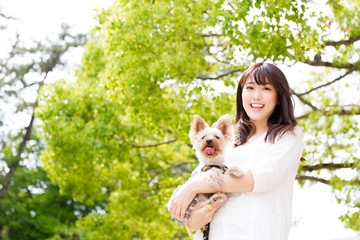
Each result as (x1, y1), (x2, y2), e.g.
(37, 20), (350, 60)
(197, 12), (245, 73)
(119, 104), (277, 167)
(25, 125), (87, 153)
(169, 62), (304, 240)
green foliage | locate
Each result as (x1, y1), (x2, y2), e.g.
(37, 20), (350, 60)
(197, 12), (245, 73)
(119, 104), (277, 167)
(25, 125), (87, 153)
(37, 0), (360, 237)
(37, 35), (234, 238)
(0, 135), (93, 240)
(47, 227), (88, 240)
(0, 11), (95, 239)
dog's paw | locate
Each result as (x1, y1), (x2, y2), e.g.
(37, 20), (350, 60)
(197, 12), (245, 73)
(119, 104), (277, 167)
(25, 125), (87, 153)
(171, 210), (190, 225)
(207, 169), (223, 189)
(207, 177), (223, 189)
(207, 192), (227, 205)
(173, 216), (188, 225)
(212, 192), (227, 201)
(227, 166), (245, 177)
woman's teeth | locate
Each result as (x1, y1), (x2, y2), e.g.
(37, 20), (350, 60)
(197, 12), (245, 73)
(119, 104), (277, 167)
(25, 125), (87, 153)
(251, 103), (264, 108)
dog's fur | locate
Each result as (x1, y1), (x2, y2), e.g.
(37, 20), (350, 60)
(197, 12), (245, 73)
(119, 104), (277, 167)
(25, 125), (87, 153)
(168, 114), (244, 225)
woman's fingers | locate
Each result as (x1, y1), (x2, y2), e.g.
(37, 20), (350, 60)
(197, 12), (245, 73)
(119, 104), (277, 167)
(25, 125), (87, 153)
(169, 190), (186, 221)
(186, 197), (228, 231)
(169, 184), (196, 221)
(210, 197), (227, 212)
(193, 201), (206, 210)
(205, 197), (227, 218)
(170, 198), (181, 220)
(175, 206), (182, 221)
(170, 195), (227, 221)
(201, 198), (227, 226)
(168, 183), (227, 222)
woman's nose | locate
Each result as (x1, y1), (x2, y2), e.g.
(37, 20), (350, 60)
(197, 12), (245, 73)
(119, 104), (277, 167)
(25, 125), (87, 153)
(253, 90), (261, 99)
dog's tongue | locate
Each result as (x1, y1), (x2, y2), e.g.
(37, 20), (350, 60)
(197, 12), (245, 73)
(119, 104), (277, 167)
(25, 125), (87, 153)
(204, 147), (214, 154)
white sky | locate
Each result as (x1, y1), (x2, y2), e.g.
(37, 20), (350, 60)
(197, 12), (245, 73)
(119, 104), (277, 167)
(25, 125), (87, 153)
(1, 0), (358, 239)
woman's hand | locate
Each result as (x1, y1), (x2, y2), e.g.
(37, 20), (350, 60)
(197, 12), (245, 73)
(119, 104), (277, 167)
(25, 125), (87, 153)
(187, 197), (227, 231)
(168, 180), (197, 221)
(168, 173), (219, 221)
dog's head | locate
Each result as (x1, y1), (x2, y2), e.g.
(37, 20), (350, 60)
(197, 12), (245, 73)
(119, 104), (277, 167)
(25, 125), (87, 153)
(189, 114), (233, 165)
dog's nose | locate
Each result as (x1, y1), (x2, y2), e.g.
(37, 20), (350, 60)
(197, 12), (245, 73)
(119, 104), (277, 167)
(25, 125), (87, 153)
(206, 139), (213, 144)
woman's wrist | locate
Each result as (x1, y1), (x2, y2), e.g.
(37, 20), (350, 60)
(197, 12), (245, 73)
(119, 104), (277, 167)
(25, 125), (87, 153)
(186, 174), (208, 194)
(184, 177), (199, 196)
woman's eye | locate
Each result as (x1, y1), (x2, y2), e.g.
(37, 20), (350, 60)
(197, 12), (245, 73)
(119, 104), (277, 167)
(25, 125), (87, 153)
(246, 86), (253, 90)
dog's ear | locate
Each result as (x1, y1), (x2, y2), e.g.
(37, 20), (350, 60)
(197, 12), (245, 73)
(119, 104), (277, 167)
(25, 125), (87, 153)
(189, 115), (209, 144)
(212, 114), (233, 141)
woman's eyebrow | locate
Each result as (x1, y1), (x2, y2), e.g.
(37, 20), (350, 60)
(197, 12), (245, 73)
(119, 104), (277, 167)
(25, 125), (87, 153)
(246, 81), (272, 85)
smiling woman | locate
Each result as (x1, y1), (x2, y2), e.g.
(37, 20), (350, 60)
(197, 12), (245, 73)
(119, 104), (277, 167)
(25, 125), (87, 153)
(2, 1), (358, 239)
(234, 62), (298, 147)
(241, 79), (278, 135)
(168, 62), (304, 240)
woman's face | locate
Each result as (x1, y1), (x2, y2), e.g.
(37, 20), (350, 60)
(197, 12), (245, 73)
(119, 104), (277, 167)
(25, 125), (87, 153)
(242, 78), (278, 128)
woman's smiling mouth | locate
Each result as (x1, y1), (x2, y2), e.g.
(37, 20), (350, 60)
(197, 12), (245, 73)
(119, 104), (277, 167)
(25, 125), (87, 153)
(251, 103), (264, 108)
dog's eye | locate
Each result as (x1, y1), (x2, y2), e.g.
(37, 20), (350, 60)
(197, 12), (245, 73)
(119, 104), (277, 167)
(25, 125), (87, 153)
(202, 136), (205, 139)
(215, 136), (220, 139)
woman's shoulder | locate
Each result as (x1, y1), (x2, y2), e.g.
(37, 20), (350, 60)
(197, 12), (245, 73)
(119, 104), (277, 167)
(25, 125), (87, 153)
(277, 125), (304, 142)
(292, 125), (304, 137)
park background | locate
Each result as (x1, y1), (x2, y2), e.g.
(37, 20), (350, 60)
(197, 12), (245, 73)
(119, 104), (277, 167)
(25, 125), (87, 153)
(0, 0), (359, 239)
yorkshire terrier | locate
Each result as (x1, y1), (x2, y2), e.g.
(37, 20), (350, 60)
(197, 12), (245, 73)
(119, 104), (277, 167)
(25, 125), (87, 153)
(168, 114), (244, 226)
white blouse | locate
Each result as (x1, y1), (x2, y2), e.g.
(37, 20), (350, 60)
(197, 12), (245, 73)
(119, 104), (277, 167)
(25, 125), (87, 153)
(194, 126), (304, 240)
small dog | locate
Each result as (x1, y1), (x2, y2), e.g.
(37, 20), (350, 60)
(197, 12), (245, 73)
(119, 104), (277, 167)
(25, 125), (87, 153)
(168, 114), (244, 226)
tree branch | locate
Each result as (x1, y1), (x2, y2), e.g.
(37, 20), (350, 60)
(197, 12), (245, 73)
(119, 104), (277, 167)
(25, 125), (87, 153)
(291, 89), (318, 111)
(296, 105), (360, 119)
(203, 42), (231, 65)
(196, 69), (242, 80)
(0, 113), (35, 200)
(296, 175), (330, 184)
(132, 137), (178, 148)
(303, 59), (358, 70)
(0, 59), (48, 200)
(301, 163), (355, 172)
(296, 175), (360, 185)
(334, 107), (360, 116)
(202, 33), (222, 38)
(325, 34), (360, 47)
(149, 161), (196, 184)
(0, 12), (18, 21)
(296, 112), (311, 120)
(0, 33), (20, 75)
(296, 67), (356, 97)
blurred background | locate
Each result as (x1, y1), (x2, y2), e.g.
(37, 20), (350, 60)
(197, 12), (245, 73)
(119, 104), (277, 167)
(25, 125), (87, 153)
(0, 0), (359, 239)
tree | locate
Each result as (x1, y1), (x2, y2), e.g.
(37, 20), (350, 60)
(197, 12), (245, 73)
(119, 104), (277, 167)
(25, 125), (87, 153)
(37, 0), (360, 238)
(0, 9), (95, 239)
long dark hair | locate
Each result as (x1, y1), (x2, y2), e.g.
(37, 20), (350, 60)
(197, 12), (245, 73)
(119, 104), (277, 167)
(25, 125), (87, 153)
(234, 62), (297, 146)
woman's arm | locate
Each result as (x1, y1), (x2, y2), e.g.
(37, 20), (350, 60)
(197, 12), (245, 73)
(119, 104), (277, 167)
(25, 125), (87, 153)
(199, 169), (254, 194)
(169, 169), (254, 221)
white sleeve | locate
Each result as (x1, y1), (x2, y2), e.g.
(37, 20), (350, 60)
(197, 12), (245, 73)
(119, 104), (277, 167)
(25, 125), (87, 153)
(250, 126), (304, 193)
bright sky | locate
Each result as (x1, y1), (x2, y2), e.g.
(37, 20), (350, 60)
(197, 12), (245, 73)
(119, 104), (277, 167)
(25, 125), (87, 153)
(1, 0), (358, 239)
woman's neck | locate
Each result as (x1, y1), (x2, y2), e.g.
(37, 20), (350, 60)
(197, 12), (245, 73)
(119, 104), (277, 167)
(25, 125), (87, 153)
(253, 121), (269, 135)
(243, 125), (268, 145)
